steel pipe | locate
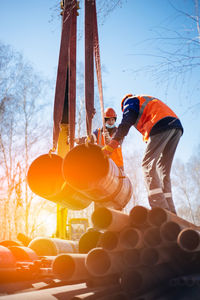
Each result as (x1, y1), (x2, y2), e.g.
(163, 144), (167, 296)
(62, 144), (132, 210)
(143, 227), (162, 248)
(157, 244), (199, 272)
(129, 206), (150, 229)
(178, 228), (200, 252)
(91, 207), (130, 231)
(148, 207), (199, 229)
(79, 229), (102, 253)
(140, 247), (168, 266)
(17, 233), (32, 247)
(0, 240), (21, 247)
(38, 256), (56, 267)
(27, 154), (92, 210)
(121, 263), (179, 296)
(122, 249), (141, 268)
(119, 227), (143, 249)
(28, 237), (78, 256)
(86, 248), (124, 277)
(98, 231), (119, 251)
(0, 246), (16, 268)
(9, 246), (38, 262)
(52, 253), (88, 281)
(27, 153), (64, 198)
(160, 221), (183, 243)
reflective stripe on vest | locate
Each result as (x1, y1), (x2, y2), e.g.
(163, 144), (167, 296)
(134, 96), (155, 127)
(97, 128), (104, 145)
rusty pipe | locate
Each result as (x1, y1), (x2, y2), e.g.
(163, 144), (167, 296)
(86, 248), (124, 277)
(28, 237), (78, 256)
(178, 228), (200, 252)
(160, 221), (184, 243)
(9, 246), (38, 262)
(148, 207), (199, 229)
(79, 229), (102, 253)
(129, 206), (150, 229)
(119, 227), (143, 249)
(91, 207), (130, 231)
(143, 226), (162, 248)
(62, 144), (132, 210)
(27, 154), (92, 210)
(52, 253), (88, 281)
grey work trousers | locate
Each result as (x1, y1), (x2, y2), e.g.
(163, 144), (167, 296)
(142, 128), (182, 214)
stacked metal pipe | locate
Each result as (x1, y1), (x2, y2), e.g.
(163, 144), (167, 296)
(27, 144), (133, 211)
(82, 206), (200, 297)
(0, 206), (200, 299)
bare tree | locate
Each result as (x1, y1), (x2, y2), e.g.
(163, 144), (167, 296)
(129, 0), (200, 106)
(0, 42), (52, 239)
(172, 150), (200, 225)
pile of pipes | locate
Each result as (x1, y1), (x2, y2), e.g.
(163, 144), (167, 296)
(27, 144), (133, 211)
(0, 206), (200, 299)
(53, 205), (200, 298)
(2, 144), (198, 298)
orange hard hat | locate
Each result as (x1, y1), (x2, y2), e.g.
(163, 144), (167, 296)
(121, 94), (133, 111)
(104, 107), (117, 119)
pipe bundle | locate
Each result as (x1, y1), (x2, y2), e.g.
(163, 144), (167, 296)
(0, 206), (200, 299)
(84, 206), (200, 297)
(27, 144), (132, 210)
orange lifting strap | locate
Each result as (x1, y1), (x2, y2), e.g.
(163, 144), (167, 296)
(85, 0), (105, 136)
(53, 0), (77, 150)
(53, 0), (104, 149)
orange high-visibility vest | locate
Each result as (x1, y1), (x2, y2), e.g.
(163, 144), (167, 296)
(97, 128), (124, 168)
(135, 96), (178, 141)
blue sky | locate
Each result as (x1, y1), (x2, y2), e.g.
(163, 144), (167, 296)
(0, 0), (199, 162)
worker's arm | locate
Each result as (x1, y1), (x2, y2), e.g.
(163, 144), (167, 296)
(75, 130), (98, 145)
(102, 109), (138, 156)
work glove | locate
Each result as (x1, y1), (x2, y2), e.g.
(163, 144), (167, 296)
(102, 140), (119, 157)
(74, 138), (80, 144)
(104, 129), (111, 144)
(85, 134), (97, 146)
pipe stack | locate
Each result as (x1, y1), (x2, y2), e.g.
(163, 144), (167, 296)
(0, 206), (200, 299)
(27, 144), (132, 211)
(83, 206), (200, 298)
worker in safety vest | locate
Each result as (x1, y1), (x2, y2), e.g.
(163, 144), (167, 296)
(75, 108), (124, 170)
(102, 94), (183, 214)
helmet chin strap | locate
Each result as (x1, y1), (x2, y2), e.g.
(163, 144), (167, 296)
(106, 123), (115, 129)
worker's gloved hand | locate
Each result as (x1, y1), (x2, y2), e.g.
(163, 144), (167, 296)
(74, 138), (80, 144)
(85, 134), (96, 145)
(102, 140), (119, 157)
(104, 129), (111, 144)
